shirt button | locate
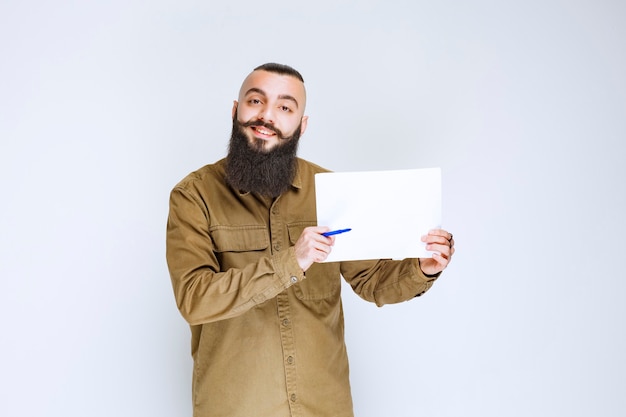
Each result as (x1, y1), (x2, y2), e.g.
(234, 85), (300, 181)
(282, 318), (290, 326)
(290, 276), (298, 284)
(290, 393), (297, 402)
(287, 356), (294, 365)
(274, 244), (281, 251)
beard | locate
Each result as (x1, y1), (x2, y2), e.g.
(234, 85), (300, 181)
(225, 116), (301, 198)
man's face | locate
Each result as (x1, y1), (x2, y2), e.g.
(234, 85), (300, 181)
(232, 70), (308, 152)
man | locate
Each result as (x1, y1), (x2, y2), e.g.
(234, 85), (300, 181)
(166, 63), (455, 417)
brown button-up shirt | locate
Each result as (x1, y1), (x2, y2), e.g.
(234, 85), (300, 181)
(166, 158), (438, 417)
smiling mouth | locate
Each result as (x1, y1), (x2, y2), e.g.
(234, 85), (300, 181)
(252, 126), (276, 137)
(239, 118), (284, 140)
(250, 125), (279, 140)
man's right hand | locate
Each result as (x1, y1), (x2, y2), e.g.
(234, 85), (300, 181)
(293, 227), (335, 271)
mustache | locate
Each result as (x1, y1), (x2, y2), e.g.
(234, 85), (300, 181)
(239, 119), (286, 139)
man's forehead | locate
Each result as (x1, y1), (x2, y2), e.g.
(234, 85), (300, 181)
(239, 70), (306, 104)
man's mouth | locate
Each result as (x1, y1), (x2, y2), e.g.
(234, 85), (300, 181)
(251, 125), (277, 138)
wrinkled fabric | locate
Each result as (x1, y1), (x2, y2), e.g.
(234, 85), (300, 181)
(166, 158), (438, 417)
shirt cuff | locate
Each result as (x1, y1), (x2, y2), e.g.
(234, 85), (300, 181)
(271, 247), (306, 289)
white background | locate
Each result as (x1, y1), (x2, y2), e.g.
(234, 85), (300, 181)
(1, 1), (624, 416)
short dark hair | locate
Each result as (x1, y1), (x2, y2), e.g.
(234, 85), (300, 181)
(253, 63), (304, 83)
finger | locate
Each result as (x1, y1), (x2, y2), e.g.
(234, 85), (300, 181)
(301, 228), (336, 249)
(426, 241), (451, 255)
(429, 243), (456, 263)
(442, 245), (455, 261)
(429, 229), (453, 242)
(428, 228), (448, 237)
(423, 231), (448, 246)
(421, 254), (447, 275)
(313, 238), (333, 254)
(311, 227), (338, 245)
(428, 230), (454, 251)
(302, 226), (330, 238)
(314, 242), (333, 262)
(431, 252), (450, 268)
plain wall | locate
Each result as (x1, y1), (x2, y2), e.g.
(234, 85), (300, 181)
(1, 1), (625, 416)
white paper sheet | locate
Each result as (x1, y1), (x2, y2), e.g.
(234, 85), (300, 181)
(315, 168), (442, 262)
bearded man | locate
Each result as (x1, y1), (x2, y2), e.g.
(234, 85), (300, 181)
(166, 63), (455, 417)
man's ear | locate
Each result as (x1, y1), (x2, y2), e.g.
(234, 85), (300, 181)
(232, 101), (238, 119)
(300, 115), (309, 136)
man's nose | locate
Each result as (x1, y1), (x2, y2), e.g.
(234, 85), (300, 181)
(257, 105), (275, 124)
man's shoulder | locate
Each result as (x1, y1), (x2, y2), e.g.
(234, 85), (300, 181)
(172, 158), (227, 192)
(296, 158), (332, 174)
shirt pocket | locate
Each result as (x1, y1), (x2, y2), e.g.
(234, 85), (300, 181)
(210, 225), (269, 269)
(287, 222), (341, 301)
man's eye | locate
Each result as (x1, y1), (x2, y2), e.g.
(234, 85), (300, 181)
(249, 99), (262, 105)
(280, 106), (291, 112)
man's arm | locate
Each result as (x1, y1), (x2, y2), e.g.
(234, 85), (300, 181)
(339, 229), (454, 306)
(166, 188), (336, 325)
(166, 187), (304, 325)
(340, 258), (439, 306)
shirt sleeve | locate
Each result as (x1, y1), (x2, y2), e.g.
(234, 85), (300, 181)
(166, 186), (305, 325)
(340, 258), (440, 307)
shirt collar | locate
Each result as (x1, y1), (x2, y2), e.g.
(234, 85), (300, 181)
(291, 158), (303, 190)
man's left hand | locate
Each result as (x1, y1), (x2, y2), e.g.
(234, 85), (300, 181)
(418, 229), (455, 276)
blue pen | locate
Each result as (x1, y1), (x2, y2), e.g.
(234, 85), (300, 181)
(322, 228), (352, 237)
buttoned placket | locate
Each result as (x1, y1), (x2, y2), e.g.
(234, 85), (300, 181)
(270, 196), (301, 416)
